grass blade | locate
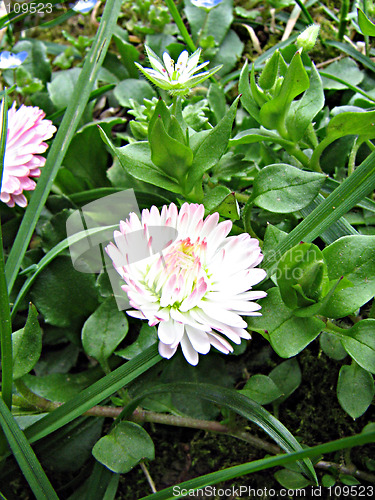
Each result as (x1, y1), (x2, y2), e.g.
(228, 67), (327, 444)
(299, 193), (358, 244)
(164, 0), (196, 52)
(325, 40), (375, 73)
(0, 94), (12, 410)
(0, 396), (59, 500)
(139, 430), (375, 499)
(4, 0), (123, 294)
(262, 149), (375, 274)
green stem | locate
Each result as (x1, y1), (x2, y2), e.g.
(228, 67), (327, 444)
(14, 380), (56, 412)
(338, 0), (350, 41)
(171, 95), (178, 116)
(305, 123), (319, 149)
(284, 144), (312, 170)
(235, 192), (250, 204)
(164, 0), (196, 52)
(0, 95), (12, 411)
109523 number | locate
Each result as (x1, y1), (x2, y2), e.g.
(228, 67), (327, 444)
(328, 485), (373, 497)
(5, 2), (53, 14)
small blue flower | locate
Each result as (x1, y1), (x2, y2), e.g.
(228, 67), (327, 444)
(190, 0), (223, 10)
(0, 51), (28, 69)
(72, 0), (97, 14)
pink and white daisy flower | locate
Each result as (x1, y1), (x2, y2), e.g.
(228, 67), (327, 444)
(106, 203), (267, 365)
(0, 103), (56, 208)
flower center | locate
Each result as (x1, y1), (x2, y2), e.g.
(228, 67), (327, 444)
(146, 237), (208, 307)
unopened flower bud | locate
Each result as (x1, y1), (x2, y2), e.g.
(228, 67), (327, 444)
(296, 24), (320, 52)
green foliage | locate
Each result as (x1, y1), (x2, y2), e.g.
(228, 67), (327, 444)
(251, 164), (326, 213)
(2, 0), (375, 496)
(337, 363), (375, 418)
(93, 422), (155, 473)
(82, 298), (129, 367)
(12, 304), (42, 380)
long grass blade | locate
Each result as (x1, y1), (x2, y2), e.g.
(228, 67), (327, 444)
(0, 93), (13, 410)
(164, 0), (196, 52)
(0, 396), (59, 500)
(4, 0), (123, 294)
(262, 149), (375, 274)
(139, 430), (375, 499)
(299, 193), (358, 244)
(325, 40), (375, 73)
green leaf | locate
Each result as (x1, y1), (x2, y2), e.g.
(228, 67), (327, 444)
(149, 117), (193, 179)
(340, 474), (360, 486)
(261, 150), (375, 276)
(116, 324), (158, 360)
(274, 469), (312, 489)
(41, 417), (104, 473)
(269, 358), (302, 405)
(47, 68), (82, 110)
(99, 130), (182, 193)
(320, 58), (364, 90)
(184, 0), (233, 46)
(210, 29), (244, 76)
(113, 36), (140, 79)
(92, 422), (155, 473)
(203, 186), (240, 220)
(327, 109), (375, 139)
(320, 236), (375, 318)
(23, 369), (102, 403)
(276, 242), (328, 311)
(341, 319), (375, 374)
(186, 96), (240, 191)
(30, 256), (99, 327)
(251, 164), (326, 213)
(247, 288), (324, 358)
(114, 79), (156, 107)
(286, 64), (324, 142)
(239, 60), (260, 122)
(239, 374), (283, 405)
(320, 332), (347, 361)
(0, 397), (59, 500)
(259, 50), (309, 132)
(12, 304), (42, 380)
(64, 119), (123, 189)
(337, 364), (374, 419)
(82, 298), (129, 366)
(358, 8), (375, 36)
(258, 50), (280, 91)
(13, 39), (51, 84)
(207, 83), (226, 123)
(311, 110), (375, 170)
